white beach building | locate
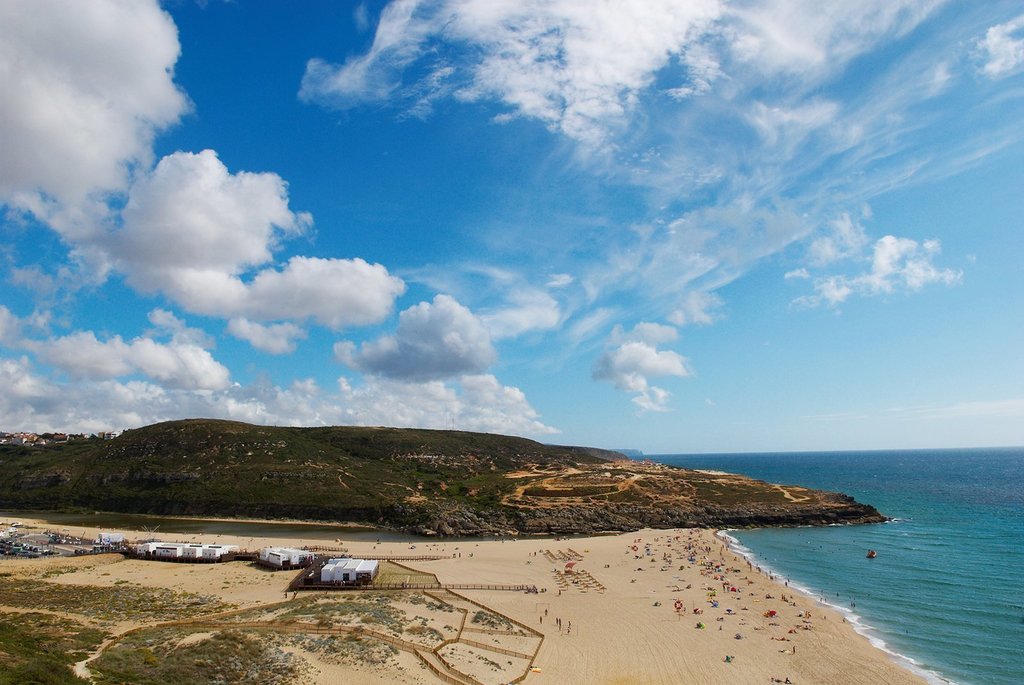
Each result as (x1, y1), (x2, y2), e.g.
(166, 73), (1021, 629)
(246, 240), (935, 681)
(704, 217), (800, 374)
(133, 541), (238, 560)
(154, 543), (183, 559)
(182, 544), (205, 559)
(201, 544), (237, 560)
(320, 557), (379, 584)
(259, 546), (314, 569)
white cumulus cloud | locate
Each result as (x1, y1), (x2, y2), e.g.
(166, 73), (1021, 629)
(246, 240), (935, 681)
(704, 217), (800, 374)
(976, 14), (1024, 78)
(112, 150), (405, 328)
(33, 331), (230, 391)
(227, 319), (307, 355)
(593, 322), (690, 412)
(795, 235), (961, 307)
(0, 0), (187, 217)
(117, 150), (309, 274)
(338, 373), (558, 436)
(337, 294), (496, 381)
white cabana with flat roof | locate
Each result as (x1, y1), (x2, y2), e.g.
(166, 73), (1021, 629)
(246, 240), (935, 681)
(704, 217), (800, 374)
(133, 541), (237, 560)
(154, 544), (183, 558)
(259, 546), (314, 568)
(201, 544), (237, 560)
(182, 544), (205, 559)
(320, 557), (379, 584)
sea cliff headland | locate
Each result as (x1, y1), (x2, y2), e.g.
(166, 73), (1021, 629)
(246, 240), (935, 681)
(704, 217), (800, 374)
(0, 419), (885, 536)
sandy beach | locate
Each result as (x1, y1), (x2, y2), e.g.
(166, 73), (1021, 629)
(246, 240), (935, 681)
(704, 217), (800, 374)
(0, 515), (927, 685)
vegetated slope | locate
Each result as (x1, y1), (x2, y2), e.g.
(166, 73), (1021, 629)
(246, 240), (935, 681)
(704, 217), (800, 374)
(0, 419), (884, 535)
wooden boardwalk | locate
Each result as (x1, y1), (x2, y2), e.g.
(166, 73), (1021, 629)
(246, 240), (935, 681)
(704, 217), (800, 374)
(288, 575), (537, 593)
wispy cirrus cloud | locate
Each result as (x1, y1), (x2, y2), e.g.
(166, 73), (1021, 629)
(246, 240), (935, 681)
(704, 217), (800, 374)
(301, 0), (723, 148)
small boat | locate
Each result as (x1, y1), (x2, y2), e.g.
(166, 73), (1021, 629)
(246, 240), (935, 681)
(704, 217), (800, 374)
(866, 549), (877, 559)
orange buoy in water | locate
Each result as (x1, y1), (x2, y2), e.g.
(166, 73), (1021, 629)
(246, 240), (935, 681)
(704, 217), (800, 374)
(866, 550), (877, 559)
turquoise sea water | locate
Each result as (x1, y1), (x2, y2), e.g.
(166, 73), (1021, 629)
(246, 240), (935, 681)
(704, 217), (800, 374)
(656, 448), (1024, 685)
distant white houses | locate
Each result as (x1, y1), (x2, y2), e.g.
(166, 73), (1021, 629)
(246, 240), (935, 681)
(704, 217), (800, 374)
(320, 557), (379, 585)
(258, 546), (314, 569)
(134, 541), (238, 560)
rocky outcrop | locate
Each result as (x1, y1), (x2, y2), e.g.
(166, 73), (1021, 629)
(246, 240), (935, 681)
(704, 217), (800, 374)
(16, 472), (71, 489)
(397, 499), (886, 537)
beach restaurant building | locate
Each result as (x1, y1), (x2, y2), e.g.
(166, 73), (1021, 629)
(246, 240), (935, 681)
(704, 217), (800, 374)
(320, 557), (379, 585)
(134, 541), (238, 560)
(258, 546), (315, 569)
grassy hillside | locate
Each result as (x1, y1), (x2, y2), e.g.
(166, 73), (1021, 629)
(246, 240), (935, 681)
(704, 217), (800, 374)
(0, 419), (885, 534)
(0, 419), (607, 523)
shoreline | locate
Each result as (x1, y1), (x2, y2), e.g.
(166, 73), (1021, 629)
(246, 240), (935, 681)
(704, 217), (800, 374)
(716, 530), (954, 685)
(3, 514), (932, 684)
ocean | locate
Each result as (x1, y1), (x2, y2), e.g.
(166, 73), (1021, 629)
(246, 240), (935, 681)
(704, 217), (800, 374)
(655, 447), (1024, 685)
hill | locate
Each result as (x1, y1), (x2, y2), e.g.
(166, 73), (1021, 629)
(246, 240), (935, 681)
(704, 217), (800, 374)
(0, 419), (885, 535)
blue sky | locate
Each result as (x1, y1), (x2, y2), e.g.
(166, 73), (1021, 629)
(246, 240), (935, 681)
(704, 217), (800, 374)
(1, 0), (1022, 452)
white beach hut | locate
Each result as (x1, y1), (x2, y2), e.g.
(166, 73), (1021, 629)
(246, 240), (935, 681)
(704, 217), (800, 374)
(153, 544), (183, 559)
(320, 557), (379, 584)
(201, 544), (237, 560)
(182, 544), (205, 559)
(259, 546), (314, 569)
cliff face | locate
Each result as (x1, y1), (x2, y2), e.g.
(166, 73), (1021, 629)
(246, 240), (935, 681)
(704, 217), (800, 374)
(404, 502), (886, 537)
(0, 419), (885, 535)
(400, 461), (886, 536)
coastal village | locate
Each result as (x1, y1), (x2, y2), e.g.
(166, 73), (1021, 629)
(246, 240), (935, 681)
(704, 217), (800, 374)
(0, 431), (121, 446)
(0, 516), (927, 685)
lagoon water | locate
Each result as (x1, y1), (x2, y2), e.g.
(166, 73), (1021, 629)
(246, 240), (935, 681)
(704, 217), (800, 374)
(657, 447), (1024, 685)
(0, 511), (409, 543)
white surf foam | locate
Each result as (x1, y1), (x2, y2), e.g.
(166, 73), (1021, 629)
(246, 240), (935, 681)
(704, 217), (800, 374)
(715, 530), (956, 685)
